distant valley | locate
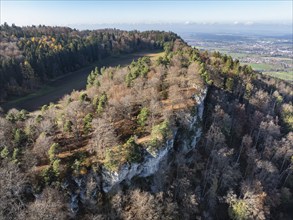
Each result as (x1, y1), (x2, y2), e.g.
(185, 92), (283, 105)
(181, 32), (293, 81)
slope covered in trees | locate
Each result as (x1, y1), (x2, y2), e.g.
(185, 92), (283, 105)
(0, 29), (292, 220)
(0, 24), (179, 102)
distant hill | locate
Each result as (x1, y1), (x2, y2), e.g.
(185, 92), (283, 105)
(0, 24), (179, 102)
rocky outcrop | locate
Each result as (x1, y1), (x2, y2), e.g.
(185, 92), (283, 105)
(102, 87), (208, 192)
(66, 87), (208, 213)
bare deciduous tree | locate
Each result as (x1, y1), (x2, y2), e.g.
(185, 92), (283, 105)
(0, 161), (31, 220)
(0, 117), (13, 150)
(32, 132), (54, 163)
(90, 118), (118, 158)
(24, 187), (68, 220)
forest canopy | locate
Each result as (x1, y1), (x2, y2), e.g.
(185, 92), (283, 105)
(0, 23), (179, 102)
(0, 25), (292, 220)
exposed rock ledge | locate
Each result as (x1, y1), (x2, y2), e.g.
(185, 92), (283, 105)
(102, 87), (208, 192)
(67, 87), (208, 213)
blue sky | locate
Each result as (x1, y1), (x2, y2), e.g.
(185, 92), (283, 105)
(1, 0), (292, 27)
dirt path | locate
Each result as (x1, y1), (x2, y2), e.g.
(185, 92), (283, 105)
(1, 50), (163, 112)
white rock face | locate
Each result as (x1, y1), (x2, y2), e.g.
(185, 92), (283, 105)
(102, 87), (208, 192)
(102, 134), (176, 192)
(195, 87), (208, 120)
(187, 87), (208, 151)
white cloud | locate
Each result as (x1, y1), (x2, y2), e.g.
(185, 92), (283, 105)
(244, 21), (254, 26)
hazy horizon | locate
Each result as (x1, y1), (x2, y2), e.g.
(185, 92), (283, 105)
(1, 0), (292, 28)
(2, 22), (291, 37)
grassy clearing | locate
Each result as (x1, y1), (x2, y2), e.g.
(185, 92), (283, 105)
(2, 50), (164, 111)
(149, 51), (165, 59)
(225, 52), (249, 59)
(243, 63), (275, 71)
(263, 71), (293, 81)
(6, 85), (55, 105)
(195, 47), (250, 59)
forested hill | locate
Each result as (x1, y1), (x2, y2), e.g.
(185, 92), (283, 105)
(0, 29), (293, 220)
(0, 24), (179, 102)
